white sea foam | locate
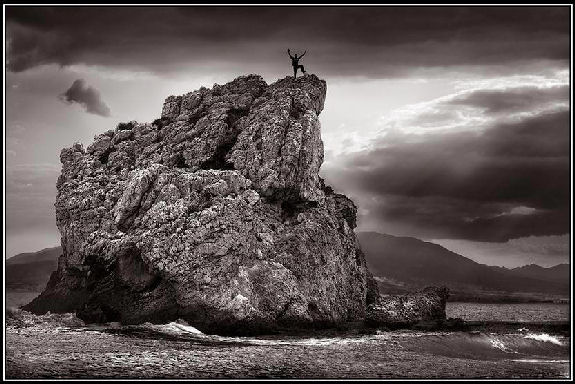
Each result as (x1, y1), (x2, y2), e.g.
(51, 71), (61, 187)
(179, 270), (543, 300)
(167, 322), (204, 335)
(489, 337), (515, 353)
(512, 359), (570, 363)
(144, 321), (204, 336)
(524, 333), (563, 346)
(231, 336), (378, 347)
(141, 323), (376, 346)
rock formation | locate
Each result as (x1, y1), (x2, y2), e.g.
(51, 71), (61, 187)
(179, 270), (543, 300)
(365, 287), (449, 328)
(24, 74), (379, 335)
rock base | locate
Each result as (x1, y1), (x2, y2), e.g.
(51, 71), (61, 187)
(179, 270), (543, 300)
(365, 287), (449, 327)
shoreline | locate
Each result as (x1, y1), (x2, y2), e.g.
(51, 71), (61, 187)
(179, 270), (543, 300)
(6, 307), (571, 338)
(6, 312), (570, 379)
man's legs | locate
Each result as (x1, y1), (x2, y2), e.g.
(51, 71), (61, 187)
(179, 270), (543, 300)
(293, 66), (297, 78)
(298, 65), (306, 74)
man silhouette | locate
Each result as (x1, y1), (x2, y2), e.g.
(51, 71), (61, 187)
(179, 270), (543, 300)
(288, 49), (306, 78)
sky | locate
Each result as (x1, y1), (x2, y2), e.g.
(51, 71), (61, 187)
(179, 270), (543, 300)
(4, 6), (572, 268)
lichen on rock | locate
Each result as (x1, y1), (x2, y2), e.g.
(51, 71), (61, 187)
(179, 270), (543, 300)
(24, 74), (382, 335)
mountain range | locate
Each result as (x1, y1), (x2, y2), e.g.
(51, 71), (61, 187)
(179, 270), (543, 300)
(6, 246), (61, 292)
(358, 231), (569, 301)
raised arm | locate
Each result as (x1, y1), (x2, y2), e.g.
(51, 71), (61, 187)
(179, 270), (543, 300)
(287, 49), (294, 59)
(300, 50), (306, 58)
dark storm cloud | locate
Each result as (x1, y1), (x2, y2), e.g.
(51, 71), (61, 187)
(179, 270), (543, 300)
(6, 6), (570, 76)
(59, 79), (111, 117)
(448, 86), (569, 114)
(323, 85), (570, 242)
(340, 112), (569, 207)
(367, 195), (570, 242)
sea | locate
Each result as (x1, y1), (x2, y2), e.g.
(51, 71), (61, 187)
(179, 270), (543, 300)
(447, 302), (570, 323)
(6, 302), (571, 379)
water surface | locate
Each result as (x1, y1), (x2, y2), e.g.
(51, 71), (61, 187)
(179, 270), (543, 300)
(6, 303), (571, 379)
(447, 302), (570, 322)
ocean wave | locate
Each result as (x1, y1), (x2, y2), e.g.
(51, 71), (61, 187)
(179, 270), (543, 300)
(136, 321), (204, 337)
(130, 321), (383, 347)
(488, 336), (517, 353)
(512, 359), (570, 364)
(523, 333), (564, 346)
(382, 331), (569, 362)
(100, 320), (569, 364)
(163, 322), (204, 335)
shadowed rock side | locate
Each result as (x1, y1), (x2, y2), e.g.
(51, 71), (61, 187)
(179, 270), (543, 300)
(24, 74), (379, 335)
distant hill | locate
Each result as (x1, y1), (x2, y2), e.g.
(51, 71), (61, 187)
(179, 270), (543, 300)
(7, 246), (61, 266)
(6, 246), (61, 292)
(510, 263), (569, 283)
(357, 232), (570, 298)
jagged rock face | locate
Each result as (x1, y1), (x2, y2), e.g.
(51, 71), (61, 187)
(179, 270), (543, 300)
(25, 74), (378, 335)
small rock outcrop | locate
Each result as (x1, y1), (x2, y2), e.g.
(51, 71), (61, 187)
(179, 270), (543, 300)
(24, 74), (379, 335)
(365, 287), (449, 328)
